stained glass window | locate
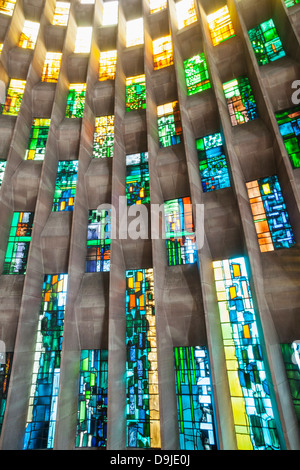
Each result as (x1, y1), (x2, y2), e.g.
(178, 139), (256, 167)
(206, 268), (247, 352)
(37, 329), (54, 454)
(176, 0), (197, 30)
(157, 101), (183, 148)
(149, 0), (166, 14)
(126, 152), (150, 206)
(85, 209), (111, 273)
(284, 0), (300, 7)
(126, 75), (146, 112)
(1, 79), (26, 116)
(0, 0), (16, 15)
(174, 346), (218, 450)
(0, 352), (13, 436)
(126, 18), (144, 47)
(246, 175), (295, 252)
(275, 105), (300, 169)
(223, 77), (259, 126)
(92, 115), (114, 158)
(0, 160), (6, 186)
(41, 52), (62, 82)
(207, 6), (235, 46)
(18, 21), (39, 49)
(25, 118), (51, 161)
(164, 196), (197, 266)
(184, 53), (211, 96)
(52, 160), (78, 212)
(76, 349), (108, 448)
(53, 2), (70, 26)
(99, 50), (117, 81)
(102, 1), (118, 25)
(3, 212), (34, 275)
(280, 343), (300, 426)
(65, 83), (86, 118)
(196, 132), (231, 192)
(23, 274), (68, 450)
(126, 268), (161, 448)
(153, 36), (173, 70)
(213, 257), (281, 450)
(74, 27), (92, 53)
(248, 19), (285, 66)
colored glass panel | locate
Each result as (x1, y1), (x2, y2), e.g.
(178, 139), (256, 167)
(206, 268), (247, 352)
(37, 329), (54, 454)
(126, 75), (146, 112)
(0, 159), (6, 186)
(196, 132), (230, 192)
(213, 257), (281, 450)
(0, 0), (16, 15)
(149, 0), (166, 14)
(25, 118), (51, 161)
(164, 196), (197, 266)
(284, 0), (300, 7)
(3, 211), (34, 275)
(86, 209), (111, 273)
(1, 79), (26, 116)
(52, 160), (78, 212)
(157, 101), (183, 148)
(23, 274), (68, 449)
(184, 53), (211, 96)
(153, 36), (173, 70)
(207, 6), (235, 46)
(174, 346), (218, 450)
(74, 27), (92, 53)
(41, 52), (62, 82)
(99, 50), (117, 81)
(0, 352), (13, 436)
(126, 152), (150, 206)
(126, 18), (143, 47)
(92, 115), (114, 158)
(102, 1), (118, 25)
(65, 83), (86, 118)
(281, 343), (300, 426)
(223, 77), (258, 126)
(126, 268), (161, 448)
(275, 105), (300, 169)
(53, 2), (70, 26)
(176, 0), (197, 30)
(18, 21), (39, 49)
(76, 349), (108, 448)
(249, 19), (285, 66)
(246, 175), (295, 252)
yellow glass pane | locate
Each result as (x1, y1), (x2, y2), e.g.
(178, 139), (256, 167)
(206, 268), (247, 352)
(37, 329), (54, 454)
(232, 263), (241, 278)
(228, 370), (244, 397)
(150, 420), (161, 448)
(99, 50), (117, 80)
(229, 286), (237, 299)
(221, 323), (233, 341)
(236, 432), (253, 450)
(231, 396), (249, 425)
